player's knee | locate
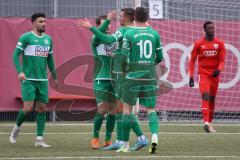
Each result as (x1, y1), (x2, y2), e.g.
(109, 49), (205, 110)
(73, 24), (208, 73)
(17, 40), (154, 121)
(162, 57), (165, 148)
(37, 106), (46, 113)
(23, 106), (33, 113)
(98, 108), (107, 115)
(147, 108), (155, 114)
(202, 93), (210, 101)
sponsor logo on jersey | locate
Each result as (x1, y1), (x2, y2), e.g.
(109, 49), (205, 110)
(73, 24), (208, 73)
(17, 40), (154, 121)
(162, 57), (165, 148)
(203, 50), (217, 56)
(105, 43), (117, 56)
(201, 45), (205, 49)
(214, 43), (219, 49)
(35, 46), (49, 57)
(17, 42), (22, 46)
(34, 39), (39, 43)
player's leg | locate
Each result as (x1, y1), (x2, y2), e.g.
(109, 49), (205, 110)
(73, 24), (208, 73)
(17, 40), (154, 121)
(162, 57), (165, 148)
(10, 80), (36, 143)
(141, 80), (158, 154)
(104, 81), (117, 147)
(116, 102), (133, 152)
(199, 75), (211, 132)
(104, 103), (116, 146)
(103, 76), (124, 150)
(209, 77), (219, 132)
(34, 81), (50, 147)
(116, 79), (136, 152)
(34, 101), (50, 147)
(103, 99), (124, 150)
(92, 80), (108, 149)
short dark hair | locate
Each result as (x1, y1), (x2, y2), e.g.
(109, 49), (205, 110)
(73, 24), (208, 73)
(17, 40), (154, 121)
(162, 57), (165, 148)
(135, 7), (148, 23)
(203, 21), (214, 29)
(31, 13), (46, 23)
(96, 15), (107, 26)
(121, 8), (134, 22)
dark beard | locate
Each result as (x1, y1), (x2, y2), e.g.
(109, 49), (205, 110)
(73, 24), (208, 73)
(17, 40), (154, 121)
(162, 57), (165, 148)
(37, 28), (45, 33)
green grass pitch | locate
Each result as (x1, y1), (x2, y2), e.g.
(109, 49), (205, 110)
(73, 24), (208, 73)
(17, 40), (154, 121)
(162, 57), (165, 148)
(0, 122), (240, 160)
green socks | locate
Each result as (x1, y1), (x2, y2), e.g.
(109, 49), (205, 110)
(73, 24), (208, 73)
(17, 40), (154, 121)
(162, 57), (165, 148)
(122, 114), (131, 141)
(16, 109), (26, 127)
(116, 113), (123, 141)
(37, 112), (46, 136)
(130, 113), (144, 136)
(105, 114), (116, 141)
(148, 111), (159, 134)
(93, 113), (104, 138)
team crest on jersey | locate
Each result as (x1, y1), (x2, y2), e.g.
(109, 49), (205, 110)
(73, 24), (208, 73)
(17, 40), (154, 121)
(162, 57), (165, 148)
(44, 39), (49, 45)
(213, 43), (219, 49)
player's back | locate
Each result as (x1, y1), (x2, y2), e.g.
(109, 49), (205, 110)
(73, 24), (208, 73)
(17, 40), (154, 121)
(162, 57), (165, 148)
(123, 27), (160, 80)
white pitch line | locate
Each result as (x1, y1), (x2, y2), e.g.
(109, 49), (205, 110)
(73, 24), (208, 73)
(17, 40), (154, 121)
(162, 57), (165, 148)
(1, 123), (240, 127)
(1, 155), (240, 160)
(1, 132), (240, 135)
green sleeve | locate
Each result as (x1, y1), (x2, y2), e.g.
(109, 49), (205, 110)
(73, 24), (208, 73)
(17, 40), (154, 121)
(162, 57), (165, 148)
(13, 48), (23, 74)
(155, 34), (163, 64)
(13, 34), (27, 74)
(92, 19), (111, 45)
(90, 27), (125, 43)
(98, 19), (110, 32)
(47, 53), (57, 79)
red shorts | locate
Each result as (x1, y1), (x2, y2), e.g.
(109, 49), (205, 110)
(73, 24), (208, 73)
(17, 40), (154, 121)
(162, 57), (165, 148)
(199, 74), (219, 96)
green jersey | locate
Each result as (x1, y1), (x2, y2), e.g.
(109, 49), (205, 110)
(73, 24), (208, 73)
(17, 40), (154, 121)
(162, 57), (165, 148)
(122, 26), (163, 80)
(90, 21), (134, 73)
(91, 36), (117, 80)
(13, 31), (57, 81)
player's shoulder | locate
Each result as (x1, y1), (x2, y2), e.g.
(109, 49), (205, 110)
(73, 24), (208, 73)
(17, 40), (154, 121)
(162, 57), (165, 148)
(214, 37), (224, 44)
(43, 33), (52, 40)
(19, 31), (32, 39)
(194, 37), (205, 45)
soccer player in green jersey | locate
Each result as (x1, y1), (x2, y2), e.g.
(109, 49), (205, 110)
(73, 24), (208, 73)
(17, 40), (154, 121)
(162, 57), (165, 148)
(77, 8), (148, 151)
(117, 7), (163, 154)
(87, 14), (119, 149)
(10, 13), (59, 147)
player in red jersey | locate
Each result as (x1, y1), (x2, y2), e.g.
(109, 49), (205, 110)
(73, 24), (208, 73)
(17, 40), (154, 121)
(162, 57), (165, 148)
(189, 21), (226, 133)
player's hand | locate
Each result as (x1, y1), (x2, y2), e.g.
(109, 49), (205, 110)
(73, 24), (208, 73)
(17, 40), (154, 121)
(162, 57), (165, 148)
(212, 69), (220, 77)
(53, 79), (60, 89)
(189, 77), (194, 87)
(76, 19), (93, 29)
(107, 10), (117, 21)
(18, 72), (26, 81)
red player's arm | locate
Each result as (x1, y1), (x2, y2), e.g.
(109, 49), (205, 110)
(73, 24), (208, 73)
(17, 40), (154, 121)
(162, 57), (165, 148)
(189, 42), (199, 78)
(217, 41), (226, 71)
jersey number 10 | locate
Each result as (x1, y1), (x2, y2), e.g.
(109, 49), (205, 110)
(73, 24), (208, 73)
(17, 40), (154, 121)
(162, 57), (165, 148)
(137, 40), (153, 59)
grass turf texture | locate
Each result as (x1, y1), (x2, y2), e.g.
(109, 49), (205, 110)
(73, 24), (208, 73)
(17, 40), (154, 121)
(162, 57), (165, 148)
(0, 122), (240, 160)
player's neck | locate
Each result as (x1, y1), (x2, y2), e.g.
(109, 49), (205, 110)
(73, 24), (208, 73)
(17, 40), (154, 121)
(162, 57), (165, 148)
(33, 29), (43, 36)
(125, 22), (134, 27)
(134, 21), (147, 27)
(205, 35), (214, 41)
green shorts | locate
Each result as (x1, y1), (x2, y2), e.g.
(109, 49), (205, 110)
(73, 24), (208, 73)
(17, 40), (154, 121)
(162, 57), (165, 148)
(93, 80), (116, 104)
(21, 80), (49, 103)
(112, 74), (125, 99)
(121, 79), (157, 108)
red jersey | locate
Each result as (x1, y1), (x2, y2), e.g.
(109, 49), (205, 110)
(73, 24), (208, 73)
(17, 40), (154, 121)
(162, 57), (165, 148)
(189, 37), (226, 77)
